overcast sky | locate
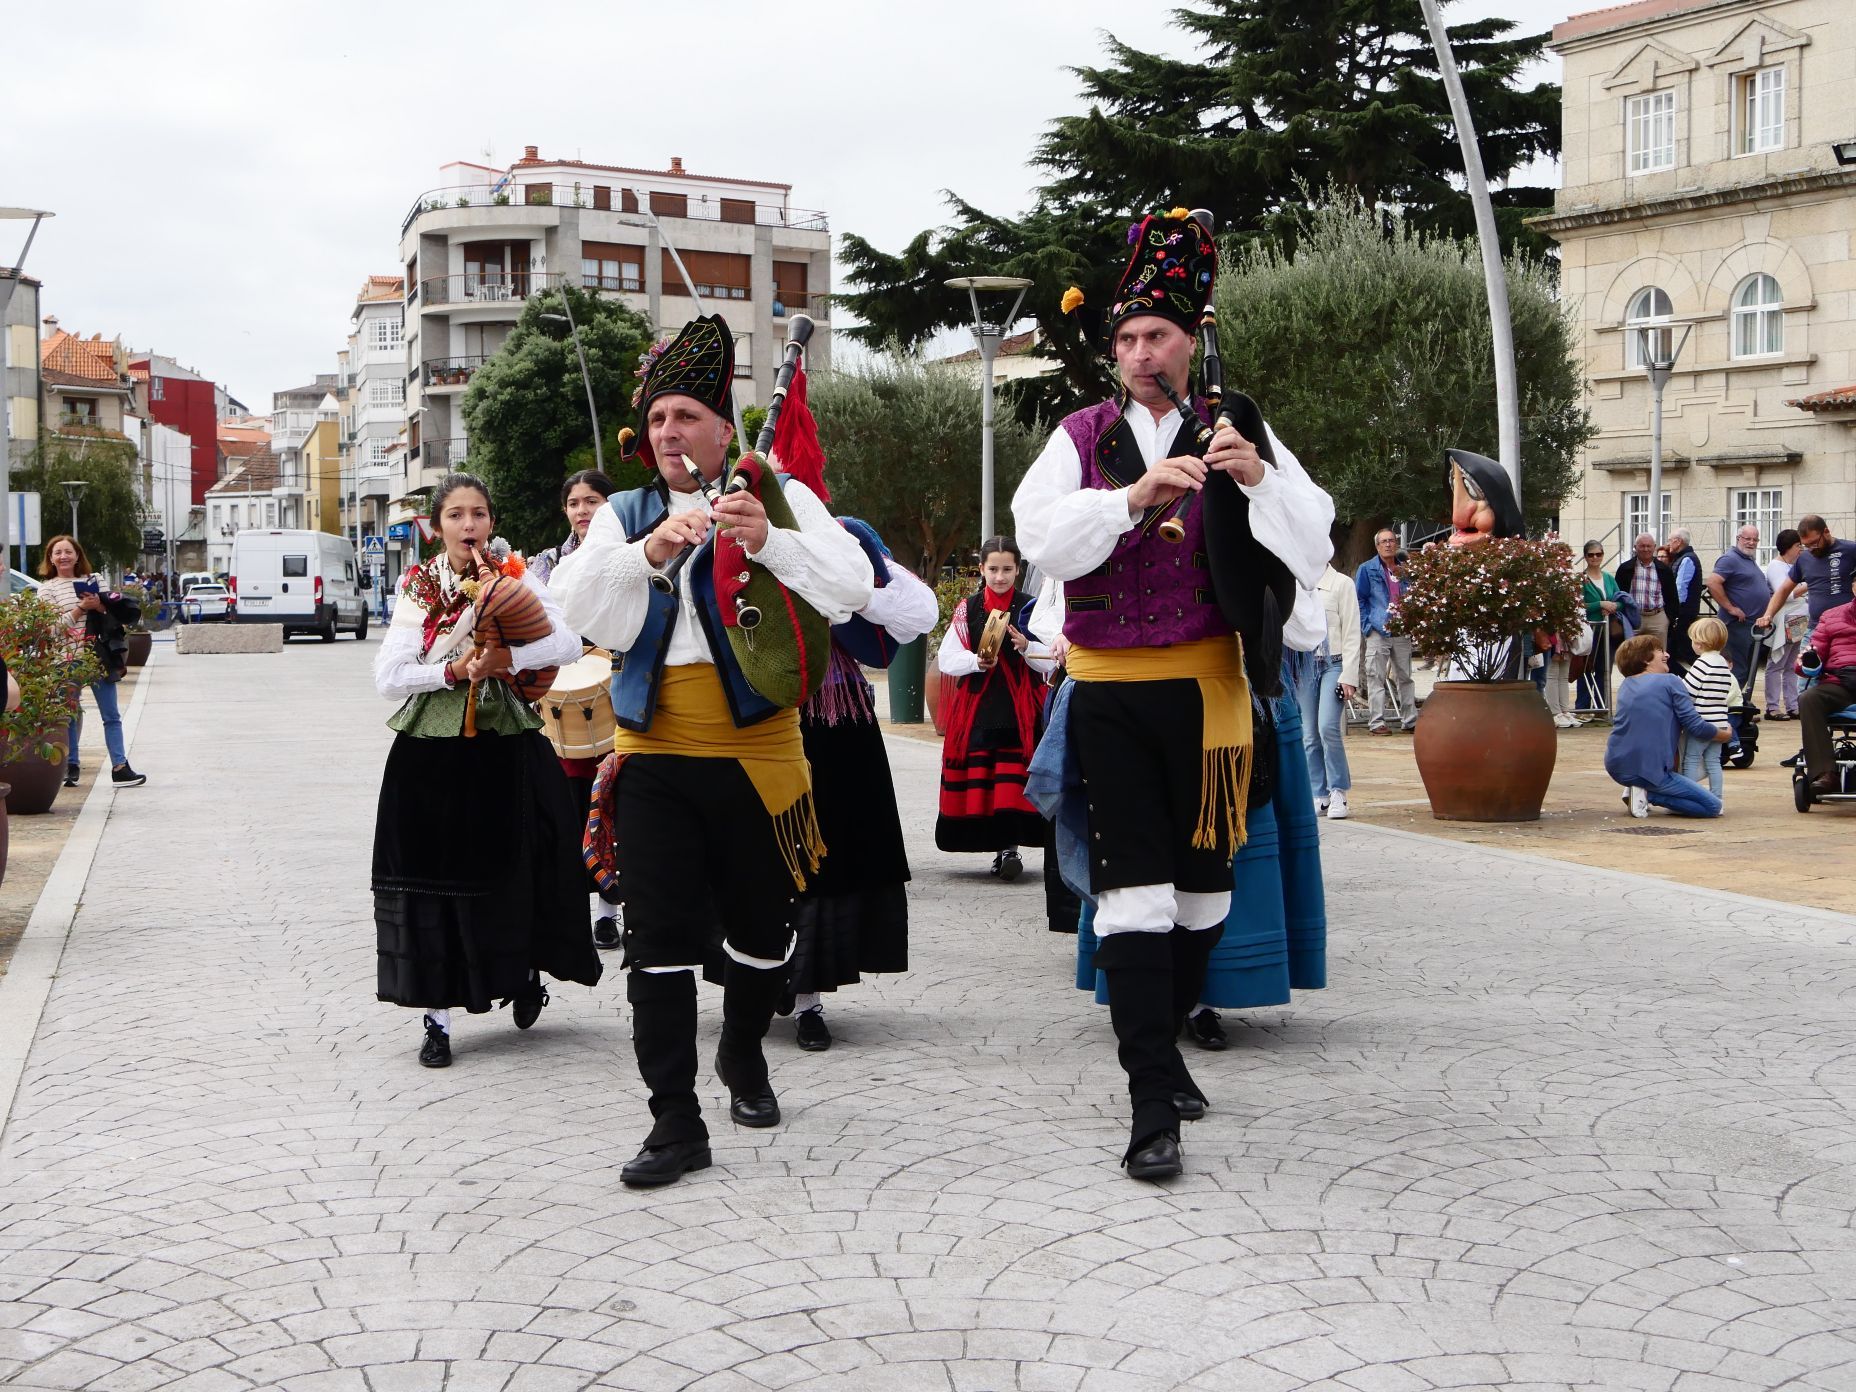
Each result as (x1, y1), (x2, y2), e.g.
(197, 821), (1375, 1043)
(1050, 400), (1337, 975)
(4, 0), (1575, 412)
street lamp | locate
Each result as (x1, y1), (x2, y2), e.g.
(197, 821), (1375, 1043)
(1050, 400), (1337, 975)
(946, 274), (1033, 543)
(61, 479), (88, 544)
(1, 207), (55, 588)
(541, 297), (603, 473)
(1637, 321), (1692, 544)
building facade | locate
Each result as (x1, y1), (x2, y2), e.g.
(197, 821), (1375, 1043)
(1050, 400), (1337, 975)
(347, 275), (407, 593)
(3, 271), (40, 480)
(395, 146), (832, 494)
(129, 354), (219, 505)
(1537, 0), (1856, 565)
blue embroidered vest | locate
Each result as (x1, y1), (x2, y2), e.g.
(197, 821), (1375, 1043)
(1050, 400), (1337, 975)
(606, 487), (781, 731)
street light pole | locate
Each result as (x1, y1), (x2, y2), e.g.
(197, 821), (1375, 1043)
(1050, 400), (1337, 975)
(1416, 1), (1521, 503)
(61, 478), (87, 545)
(542, 292), (603, 474)
(946, 275), (1033, 543)
(1639, 323), (1692, 543)
(2, 208), (55, 589)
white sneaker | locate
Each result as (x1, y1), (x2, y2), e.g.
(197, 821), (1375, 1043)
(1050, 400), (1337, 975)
(1554, 714), (1577, 729)
(1628, 787), (1649, 819)
(1326, 790), (1350, 820)
(1316, 796), (1330, 814)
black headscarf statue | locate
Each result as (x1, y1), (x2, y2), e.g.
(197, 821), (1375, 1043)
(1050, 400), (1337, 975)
(1445, 448), (1523, 546)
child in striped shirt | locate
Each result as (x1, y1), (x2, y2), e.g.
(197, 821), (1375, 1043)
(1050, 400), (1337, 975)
(1680, 616), (1735, 799)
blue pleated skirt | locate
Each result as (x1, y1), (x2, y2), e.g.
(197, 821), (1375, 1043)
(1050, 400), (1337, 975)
(1075, 691), (1328, 1007)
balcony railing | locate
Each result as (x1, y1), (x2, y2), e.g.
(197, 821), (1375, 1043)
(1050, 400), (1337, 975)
(419, 272), (564, 309)
(422, 357), (489, 389)
(773, 292), (833, 323)
(410, 438), (471, 469)
(402, 183), (829, 237)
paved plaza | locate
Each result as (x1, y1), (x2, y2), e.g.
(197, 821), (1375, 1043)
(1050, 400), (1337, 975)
(2, 639), (1854, 1391)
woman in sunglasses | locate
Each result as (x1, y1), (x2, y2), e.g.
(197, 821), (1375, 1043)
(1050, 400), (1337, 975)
(1576, 543), (1623, 714)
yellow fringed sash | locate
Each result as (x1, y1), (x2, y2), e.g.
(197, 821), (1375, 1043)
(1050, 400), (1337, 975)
(1066, 636), (1253, 855)
(612, 666), (824, 890)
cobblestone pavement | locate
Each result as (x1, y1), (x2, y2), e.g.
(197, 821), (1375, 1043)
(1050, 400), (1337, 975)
(2, 640), (1854, 1391)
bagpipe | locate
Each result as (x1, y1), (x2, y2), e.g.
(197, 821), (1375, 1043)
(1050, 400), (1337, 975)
(460, 540), (557, 736)
(651, 315), (831, 710)
(1149, 211), (1297, 695)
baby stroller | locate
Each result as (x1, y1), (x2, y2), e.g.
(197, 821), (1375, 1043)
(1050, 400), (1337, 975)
(1791, 645), (1856, 811)
(1724, 625), (1774, 770)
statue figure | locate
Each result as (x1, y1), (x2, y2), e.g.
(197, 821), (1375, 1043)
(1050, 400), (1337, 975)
(1446, 448), (1523, 546)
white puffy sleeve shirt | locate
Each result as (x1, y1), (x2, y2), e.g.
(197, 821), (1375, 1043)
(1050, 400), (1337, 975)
(861, 558), (938, 644)
(373, 571), (581, 702)
(1011, 401), (1336, 590)
(550, 480), (874, 665)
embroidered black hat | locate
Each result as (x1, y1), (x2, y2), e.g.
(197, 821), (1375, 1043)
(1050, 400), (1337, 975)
(633, 313), (735, 423)
(1108, 208), (1216, 334)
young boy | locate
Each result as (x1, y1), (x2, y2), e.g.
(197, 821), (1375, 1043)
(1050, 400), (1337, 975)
(1679, 616), (1735, 799)
(1605, 634), (1730, 819)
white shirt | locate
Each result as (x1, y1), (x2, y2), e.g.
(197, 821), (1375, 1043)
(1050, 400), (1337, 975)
(373, 571), (582, 703)
(1010, 398), (1335, 591)
(550, 479), (873, 665)
(862, 557), (938, 644)
(936, 591), (1058, 678)
(1766, 557), (1808, 623)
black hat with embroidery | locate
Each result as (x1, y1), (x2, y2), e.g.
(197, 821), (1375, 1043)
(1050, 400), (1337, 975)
(1103, 208), (1217, 334)
(627, 311), (734, 433)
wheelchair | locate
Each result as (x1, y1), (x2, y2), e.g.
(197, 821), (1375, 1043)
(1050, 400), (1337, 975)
(1790, 649), (1856, 812)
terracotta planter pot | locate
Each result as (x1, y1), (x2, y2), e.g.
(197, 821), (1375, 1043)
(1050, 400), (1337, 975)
(925, 669), (956, 737)
(0, 782), (10, 886)
(0, 751), (64, 816)
(126, 631), (153, 667)
(1411, 680), (1557, 822)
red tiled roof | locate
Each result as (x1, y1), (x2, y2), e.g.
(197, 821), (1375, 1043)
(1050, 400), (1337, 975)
(941, 329), (1040, 366)
(357, 274), (404, 303)
(507, 150), (791, 192)
(40, 329), (124, 386)
(210, 446), (280, 494)
(1788, 384), (1856, 413)
(1554, 0), (1718, 43)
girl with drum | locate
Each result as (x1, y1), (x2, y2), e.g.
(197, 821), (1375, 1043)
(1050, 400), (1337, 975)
(371, 472), (601, 1068)
(534, 468), (625, 951)
(935, 537), (1056, 878)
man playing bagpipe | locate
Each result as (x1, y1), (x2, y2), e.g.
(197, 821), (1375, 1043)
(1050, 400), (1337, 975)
(552, 314), (873, 1188)
(1014, 209), (1333, 1181)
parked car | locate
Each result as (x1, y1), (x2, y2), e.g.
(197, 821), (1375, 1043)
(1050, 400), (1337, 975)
(5, 568), (42, 595)
(178, 571), (215, 595)
(183, 583), (235, 621)
(230, 530), (368, 641)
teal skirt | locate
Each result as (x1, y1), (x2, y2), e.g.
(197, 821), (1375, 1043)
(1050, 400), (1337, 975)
(1075, 691), (1328, 1007)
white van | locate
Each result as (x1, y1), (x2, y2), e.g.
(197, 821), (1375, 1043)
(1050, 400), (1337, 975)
(230, 531), (369, 641)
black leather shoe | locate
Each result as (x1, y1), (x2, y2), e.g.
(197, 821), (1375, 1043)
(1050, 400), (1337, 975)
(716, 1048), (781, 1127)
(795, 1008), (832, 1052)
(592, 917), (620, 950)
(1124, 1132), (1183, 1181)
(1781, 751), (1802, 768)
(63, 764), (79, 788)
(511, 980), (548, 1030)
(1174, 1092), (1205, 1122)
(419, 1019), (451, 1068)
(1183, 1009), (1228, 1051)
(620, 1140), (712, 1188)
(997, 850), (1024, 882)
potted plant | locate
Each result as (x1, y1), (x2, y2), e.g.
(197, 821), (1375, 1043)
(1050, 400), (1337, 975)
(0, 592), (103, 815)
(1394, 537), (1585, 822)
(121, 581), (155, 666)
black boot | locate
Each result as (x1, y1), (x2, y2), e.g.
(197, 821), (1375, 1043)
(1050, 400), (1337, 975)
(715, 958), (786, 1128)
(1097, 931), (1184, 1180)
(1166, 923), (1223, 1116)
(623, 969), (709, 1186)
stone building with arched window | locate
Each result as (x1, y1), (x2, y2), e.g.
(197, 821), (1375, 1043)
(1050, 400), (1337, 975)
(1533, 0), (1856, 566)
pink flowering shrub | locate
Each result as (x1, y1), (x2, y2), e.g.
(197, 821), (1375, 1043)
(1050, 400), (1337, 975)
(1391, 537), (1585, 682)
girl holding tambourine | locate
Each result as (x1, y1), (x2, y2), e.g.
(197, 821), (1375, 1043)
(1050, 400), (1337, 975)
(371, 471), (600, 1068)
(934, 536), (1055, 879)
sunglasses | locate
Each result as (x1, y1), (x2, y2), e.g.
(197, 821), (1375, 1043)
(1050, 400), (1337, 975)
(1584, 552), (1602, 559)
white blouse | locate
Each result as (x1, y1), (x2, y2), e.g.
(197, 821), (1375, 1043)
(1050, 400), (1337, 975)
(936, 597), (1058, 679)
(863, 557), (938, 645)
(373, 571), (582, 703)
(549, 479), (873, 666)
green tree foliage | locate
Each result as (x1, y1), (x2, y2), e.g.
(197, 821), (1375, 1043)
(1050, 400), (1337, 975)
(1213, 198), (1591, 565)
(838, 0), (1559, 418)
(808, 355), (1042, 579)
(461, 285), (656, 554)
(15, 433), (144, 575)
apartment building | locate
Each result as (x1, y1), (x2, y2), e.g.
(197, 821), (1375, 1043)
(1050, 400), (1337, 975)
(1535, 0), (1856, 563)
(395, 145), (832, 493)
(40, 326), (135, 445)
(347, 275), (407, 587)
(129, 353), (219, 504)
(3, 270), (40, 478)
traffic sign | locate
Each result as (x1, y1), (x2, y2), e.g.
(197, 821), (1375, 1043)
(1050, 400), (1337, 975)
(362, 534), (386, 556)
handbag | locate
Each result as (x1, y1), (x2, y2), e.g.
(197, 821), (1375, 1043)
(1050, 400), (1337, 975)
(1569, 623), (1594, 658)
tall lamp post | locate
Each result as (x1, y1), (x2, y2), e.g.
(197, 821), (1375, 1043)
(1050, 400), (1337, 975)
(1638, 322), (1692, 543)
(61, 479), (87, 544)
(541, 296), (603, 474)
(2, 208), (55, 589)
(946, 275), (1033, 543)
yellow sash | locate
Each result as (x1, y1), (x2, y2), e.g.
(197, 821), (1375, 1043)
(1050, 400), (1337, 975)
(612, 665), (823, 890)
(1066, 636), (1253, 855)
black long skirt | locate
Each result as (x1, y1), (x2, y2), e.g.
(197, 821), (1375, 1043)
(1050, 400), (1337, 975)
(791, 713), (909, 994)
(373, 730), (602, 1012)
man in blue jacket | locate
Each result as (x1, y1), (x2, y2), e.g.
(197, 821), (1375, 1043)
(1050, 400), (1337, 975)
(1355, 529), (1415, 733)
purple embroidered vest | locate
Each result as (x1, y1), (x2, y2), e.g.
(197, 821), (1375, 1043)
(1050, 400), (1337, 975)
(1057, 399), (1233, 649)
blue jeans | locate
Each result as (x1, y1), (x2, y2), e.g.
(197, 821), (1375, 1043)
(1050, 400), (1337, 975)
(1645, 770), (1722, 818)
(67, 679), (127, 770)
(1679, 733), (1724, 799)
(1289, 649), (1350, 801)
